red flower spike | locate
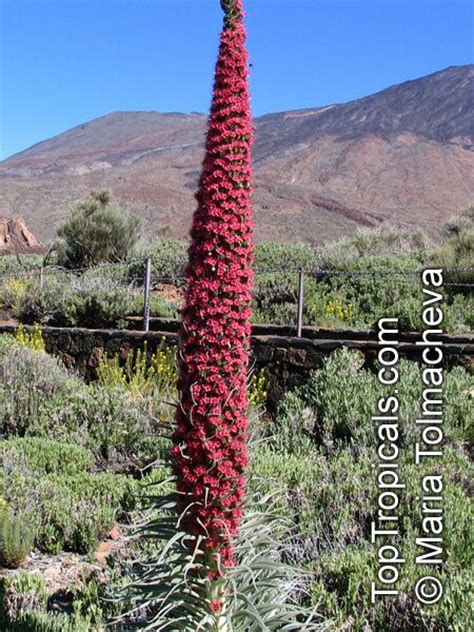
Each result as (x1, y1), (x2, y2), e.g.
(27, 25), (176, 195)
(172, 0), (253, 569)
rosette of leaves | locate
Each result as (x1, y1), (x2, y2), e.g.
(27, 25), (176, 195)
(118, 486), (321, 630)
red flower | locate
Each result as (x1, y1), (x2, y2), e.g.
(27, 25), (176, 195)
(210, 599), (224, 614)
(172, 0), (253, 569)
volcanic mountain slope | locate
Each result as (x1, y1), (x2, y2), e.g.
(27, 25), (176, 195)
(0, 65), (473, 244)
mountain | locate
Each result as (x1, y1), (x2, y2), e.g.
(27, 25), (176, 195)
(1, 65), (473, 245)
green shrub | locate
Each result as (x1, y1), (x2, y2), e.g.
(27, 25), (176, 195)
(429, 206), (474, 293)
(0, 335), (16, 358)
(14, 271), (145, 328)
(61, 285), (132, 328)
(321, 255), (422, 329)
(0, 344), (83, 438)
(250, 446), (375, 549)
(127, 239), (188, 285)
(249, 233), (472, 332)
(0, 278), (31, 311)
(251, 242), (317, 326)
(0, 572), (103, 631)
(0, 255), (43, 276)
(1, 611), (100, 632)
(8, 229), (473, 333)
(26, 384), (157, 467)
(277, 348), (473, 453)
(0, 509), (35, 568)
(0, 342), (168, 467)
(148, 295), (181, 319)
(250, 443), (473, 630)
(13, 276), (69, 325)
(51, 190), (142, 270)
(0, 437), (94, 476)
(265, 348), (474, 631)
(80, 261), (129, 284)
(0, 465), (134, 554)
(16, 272), (181, 327)
(315, 224), (428, 269)
(247, 227), (471, 333)
(254, 242), (315, 273)
(0, 572), (48, 630)
(307, 451), (474, 631)
(443, 292), (474, 333)
(73, 386), (153, 463)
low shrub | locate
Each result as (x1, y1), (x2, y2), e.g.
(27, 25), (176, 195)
(0, 437), (94, 476)
(278, 348), (473, 452)
(148, 295), (181, 319)
(61, 279), (136, 328)
(428, 206), (473, 293)
(15, 274), (142, 329)
(307, 448), (473, 631)
(0, 572), (103, 631)
(320, 254), (422, 329)
(127, 240), (188, 286)
(13, 273), (71, 325)
(0, 278), (31, 311)
(69, 386), (156, 465)
(315, 224), (429, 269)
(21, 383), (159, 468)
(0, 255), (42, 276)
(0, 463), (134, 554)
(0, 573), (48, 630)
(0, 341), (159, 466)
(0, 508), (35, 568)
(52, 190), (142, 270)
(254, 242), (315, 273)
(263, 348), (474, 631)
(0, 343), (83, 438)
(6, 228), (473, 332)
(443, 293), (474, 333)
(0, 335), (16, 358)
(80, 261), (130, 285)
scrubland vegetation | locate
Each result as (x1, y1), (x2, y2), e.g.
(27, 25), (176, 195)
(0, 206), (473, 334)
(0, 199), (472, 629)
(0, 326), (471, 630)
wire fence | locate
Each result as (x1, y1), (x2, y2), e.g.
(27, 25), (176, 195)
(0, 255), (472, 335)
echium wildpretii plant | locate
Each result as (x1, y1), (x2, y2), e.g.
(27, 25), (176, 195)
(119, 1), (320, 629)
(172, 0), (254, 574)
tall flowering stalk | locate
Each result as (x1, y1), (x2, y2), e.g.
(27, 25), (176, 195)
(171, 0), (253, 574)
(122, 2), (320, 628)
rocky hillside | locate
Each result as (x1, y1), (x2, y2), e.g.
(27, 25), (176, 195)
(0, 65), (473, 244)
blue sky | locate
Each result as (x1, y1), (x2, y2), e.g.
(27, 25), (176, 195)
(0, 0), (472, 160)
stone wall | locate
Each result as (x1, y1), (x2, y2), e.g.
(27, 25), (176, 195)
(1, 323), (472, 411)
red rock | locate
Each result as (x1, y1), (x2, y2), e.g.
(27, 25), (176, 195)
(0, 217), (46, 255)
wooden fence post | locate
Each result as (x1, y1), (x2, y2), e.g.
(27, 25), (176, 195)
(296, 268), (304, 337)
(143, 256), (152, 332)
